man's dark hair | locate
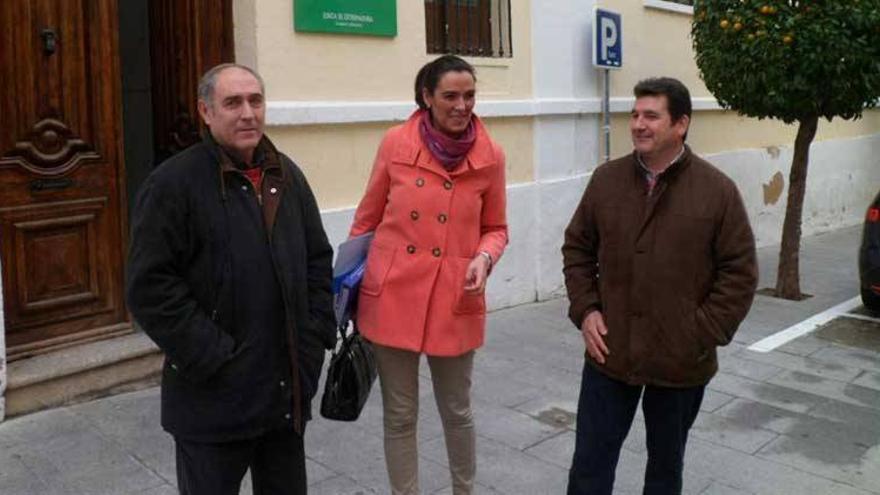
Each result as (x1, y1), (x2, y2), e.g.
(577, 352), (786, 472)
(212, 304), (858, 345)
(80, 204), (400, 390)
(198, 63), (265, 108)
(414, 55), (476, 110)
(633, 77), (692, 123)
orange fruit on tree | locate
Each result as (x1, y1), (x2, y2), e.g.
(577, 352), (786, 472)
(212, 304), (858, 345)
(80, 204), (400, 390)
(720, 19), (730, 29)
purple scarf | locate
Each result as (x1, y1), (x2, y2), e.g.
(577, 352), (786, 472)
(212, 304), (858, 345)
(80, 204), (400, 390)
(419, 110), (476, 170)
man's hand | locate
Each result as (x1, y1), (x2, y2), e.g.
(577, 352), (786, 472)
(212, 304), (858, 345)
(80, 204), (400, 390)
(463, 254), (491, 294)
(581, 310), (610, 364)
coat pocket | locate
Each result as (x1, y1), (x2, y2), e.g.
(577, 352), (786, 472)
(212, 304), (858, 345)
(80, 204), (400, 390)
(679, 298), (710, 363)
(451, 256), (487, 315)
(360, 243), (395, 296)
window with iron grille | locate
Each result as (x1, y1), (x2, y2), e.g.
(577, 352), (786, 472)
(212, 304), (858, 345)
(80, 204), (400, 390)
(425, 0), (512, 58)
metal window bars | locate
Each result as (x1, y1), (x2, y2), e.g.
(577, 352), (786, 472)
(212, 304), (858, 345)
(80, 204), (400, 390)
(424, 0), (512, 58)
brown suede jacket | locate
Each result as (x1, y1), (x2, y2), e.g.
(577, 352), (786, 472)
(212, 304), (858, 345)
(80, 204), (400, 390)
(562, 147), (757, 387)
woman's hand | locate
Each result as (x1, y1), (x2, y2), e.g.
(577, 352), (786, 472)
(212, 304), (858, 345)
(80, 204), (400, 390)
(463, 253), (491, 294)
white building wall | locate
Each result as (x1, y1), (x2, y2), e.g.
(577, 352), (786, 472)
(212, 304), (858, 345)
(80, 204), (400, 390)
(531, 0), (600, 301)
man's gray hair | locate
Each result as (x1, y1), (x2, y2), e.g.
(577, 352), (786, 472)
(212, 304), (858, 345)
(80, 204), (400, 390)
(197, 63), (265, 107)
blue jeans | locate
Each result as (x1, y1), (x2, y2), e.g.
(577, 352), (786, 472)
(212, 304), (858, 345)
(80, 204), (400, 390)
(567, 364), (705, 495)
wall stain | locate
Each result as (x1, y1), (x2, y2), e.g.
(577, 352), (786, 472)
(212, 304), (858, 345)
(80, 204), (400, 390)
(763, 171), (785, 205)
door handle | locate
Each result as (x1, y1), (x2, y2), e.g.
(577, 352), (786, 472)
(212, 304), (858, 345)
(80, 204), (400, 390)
(40, 28), (58, 55)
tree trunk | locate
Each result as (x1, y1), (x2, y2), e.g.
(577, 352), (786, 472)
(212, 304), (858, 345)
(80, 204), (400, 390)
(775, 115), (819, 300)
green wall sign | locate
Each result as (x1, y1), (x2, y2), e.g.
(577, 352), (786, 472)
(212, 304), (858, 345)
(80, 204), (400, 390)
(295, 0), (397, 37)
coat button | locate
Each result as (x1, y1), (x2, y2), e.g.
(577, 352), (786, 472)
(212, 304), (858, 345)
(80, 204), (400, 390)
(410, 210), (420, 220)
(284, 413), (291, 420)
(432, 247), (441, 257)
(437, 213), (447, 224)
(443, 180), (453, 190)
(416, 178), (425, 187)
(407, 245), (416, 254)
(241, 185), (248, 191)
(270, 187), (278, 194)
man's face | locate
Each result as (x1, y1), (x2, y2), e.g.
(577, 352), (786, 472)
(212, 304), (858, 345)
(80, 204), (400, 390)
(630, 95), (688, 159)
(198, 67), (265, 162)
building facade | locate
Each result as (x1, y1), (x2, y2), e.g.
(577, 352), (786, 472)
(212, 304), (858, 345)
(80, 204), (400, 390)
(1, 0), (878, 421)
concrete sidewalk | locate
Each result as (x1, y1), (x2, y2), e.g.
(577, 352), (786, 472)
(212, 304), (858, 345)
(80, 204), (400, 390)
(1, 225), (878, 494)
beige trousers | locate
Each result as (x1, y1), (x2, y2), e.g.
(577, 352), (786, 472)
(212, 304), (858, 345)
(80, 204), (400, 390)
(372, 343), (476, 495)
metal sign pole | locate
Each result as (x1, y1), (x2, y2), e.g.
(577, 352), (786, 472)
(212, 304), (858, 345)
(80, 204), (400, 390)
(603, 68), (611, 163)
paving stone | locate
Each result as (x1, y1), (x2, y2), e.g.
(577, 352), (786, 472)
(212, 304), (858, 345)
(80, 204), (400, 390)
(621, 417), (647, 455)
(852, 369), (880, 392)
(523, 430), (574, 469)
(304, 421), (384, 474)
(809, 344), (880, 373)
(737, 348), (864, 382)
(430, 481), (502, 494)
(306, 458), (337, 485)
(308, 474), (375, 495)
(472, 399), (564, 451)
(708, 372), (827, 414)
(471, 372), (545, 409)
(684, 437), (873, 495)
(719, 355), (784, 381)
(756, 432), (880, 492)
(135, 484), (177, 495)
(0, 450), (50, 495)
(713, 398), (807, 434)
(774, 335), (831, 357)
(808, 399), (880, 435)
(690, 412), (779, 454)
(423, 435), (568, 494)
(0, 408), (90, 449)
(698, 480), (757, 495)
(814, 317), (880, 353)
(353, 456), (449, 494)
(19, 423), (166, 495)
(768, 369), (880, 410)
(700, 388), (737, 413)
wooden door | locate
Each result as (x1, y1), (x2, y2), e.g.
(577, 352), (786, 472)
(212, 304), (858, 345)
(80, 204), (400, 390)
(149, 0), (235, 163)
(0, 0), (130, 360)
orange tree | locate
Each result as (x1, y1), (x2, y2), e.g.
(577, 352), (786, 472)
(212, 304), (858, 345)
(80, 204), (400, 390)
(692, 0), (880, 300)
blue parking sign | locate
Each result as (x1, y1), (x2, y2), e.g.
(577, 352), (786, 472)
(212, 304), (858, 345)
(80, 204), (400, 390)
(593, 8), (622, 69)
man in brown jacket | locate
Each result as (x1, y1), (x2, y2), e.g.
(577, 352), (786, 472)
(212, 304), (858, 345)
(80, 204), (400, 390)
(562, 77), (757, 495)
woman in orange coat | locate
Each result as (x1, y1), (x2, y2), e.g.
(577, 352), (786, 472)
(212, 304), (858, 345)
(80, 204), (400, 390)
(350, 55), (508, 494)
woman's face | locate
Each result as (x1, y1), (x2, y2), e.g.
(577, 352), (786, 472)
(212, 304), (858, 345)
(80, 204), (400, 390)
(423, 70), (476, 137)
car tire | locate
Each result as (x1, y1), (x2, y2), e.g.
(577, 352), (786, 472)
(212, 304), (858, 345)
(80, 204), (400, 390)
(860, 287), (880, 314)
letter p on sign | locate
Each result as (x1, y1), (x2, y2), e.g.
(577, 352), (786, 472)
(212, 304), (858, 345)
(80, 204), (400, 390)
(593, 8), (622, 69)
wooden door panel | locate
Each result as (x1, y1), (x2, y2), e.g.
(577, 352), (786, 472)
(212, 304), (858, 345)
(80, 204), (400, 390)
(6, 199), (112, 319)
(149, 0), (234, 161)
(0, 0), (129, 360)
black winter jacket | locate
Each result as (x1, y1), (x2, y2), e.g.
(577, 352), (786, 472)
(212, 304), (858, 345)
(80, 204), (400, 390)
(126, 135), (335, 441)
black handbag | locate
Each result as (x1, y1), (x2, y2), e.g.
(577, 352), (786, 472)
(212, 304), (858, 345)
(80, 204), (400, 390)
(319, 323), (378, 421)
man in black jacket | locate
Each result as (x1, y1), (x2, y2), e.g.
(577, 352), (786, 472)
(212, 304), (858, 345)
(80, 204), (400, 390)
(126, 63), (336, 495)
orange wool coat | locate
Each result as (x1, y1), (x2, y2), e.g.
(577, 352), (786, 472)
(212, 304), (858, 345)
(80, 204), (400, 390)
(350, 111), (508, 356)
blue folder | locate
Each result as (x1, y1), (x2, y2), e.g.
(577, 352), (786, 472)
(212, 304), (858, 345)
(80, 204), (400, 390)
(332, 232), (374, 325)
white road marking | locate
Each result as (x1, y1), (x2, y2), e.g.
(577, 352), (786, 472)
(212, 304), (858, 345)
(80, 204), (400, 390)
(747, 296), (864, 353)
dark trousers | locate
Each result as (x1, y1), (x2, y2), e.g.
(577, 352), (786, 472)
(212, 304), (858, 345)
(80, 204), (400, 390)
(567, 364), (705, 495)
(175, 427), (307, 495)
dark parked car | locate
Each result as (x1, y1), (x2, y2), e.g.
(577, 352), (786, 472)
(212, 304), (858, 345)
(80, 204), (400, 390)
(859, 190), (880, 312)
